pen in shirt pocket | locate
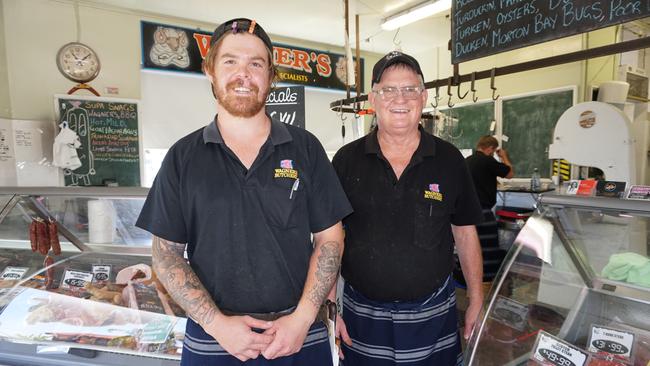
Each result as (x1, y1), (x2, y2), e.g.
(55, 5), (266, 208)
(289, 178), (300, 199)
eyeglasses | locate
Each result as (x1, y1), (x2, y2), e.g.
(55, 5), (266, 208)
(372, 86), (424, 100)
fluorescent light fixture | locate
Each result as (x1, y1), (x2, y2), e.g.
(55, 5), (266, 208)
(381, 0), (452, 30)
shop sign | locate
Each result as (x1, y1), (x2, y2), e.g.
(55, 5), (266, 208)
(141, 21), (364, 91)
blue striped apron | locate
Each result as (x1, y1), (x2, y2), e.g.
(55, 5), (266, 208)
(181, 317), (333, 365)
(341, 276), (462, 366)
(341, 277), (463, 366)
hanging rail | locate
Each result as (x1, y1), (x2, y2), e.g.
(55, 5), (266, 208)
(330, 36), (650, 113)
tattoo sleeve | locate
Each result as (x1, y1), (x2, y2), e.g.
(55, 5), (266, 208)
(152, 236), (218, 326)
(308, 240), (341, 307)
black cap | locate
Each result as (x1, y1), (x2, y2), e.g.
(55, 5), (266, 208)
(210, 18), (273, 53)
(372, 51), (424, 85)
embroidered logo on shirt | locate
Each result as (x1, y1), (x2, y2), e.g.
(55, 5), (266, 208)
(424, 183), (443, 201)
(280, 159), (293, 169)
(275, 160), (298, 179)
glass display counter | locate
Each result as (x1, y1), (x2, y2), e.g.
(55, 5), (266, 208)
(0, 187), (184, 366)
(465, 194), (650, 366)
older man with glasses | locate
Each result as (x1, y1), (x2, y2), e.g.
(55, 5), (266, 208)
(330, 51), (484, 366)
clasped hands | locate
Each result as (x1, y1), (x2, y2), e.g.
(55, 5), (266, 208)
(205, 310), (313, 362)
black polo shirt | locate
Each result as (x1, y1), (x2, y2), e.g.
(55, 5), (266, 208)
(136, 116), (352, 313)
(465, 151), (511, 209)
(332, 127), (482, 302)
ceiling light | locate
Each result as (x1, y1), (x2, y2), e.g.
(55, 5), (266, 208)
(381, 0), (452, 30)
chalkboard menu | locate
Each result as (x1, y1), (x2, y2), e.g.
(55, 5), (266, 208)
(439, 102), (495, 150)
(502, 89), (574, 178)
(452, 0), (650, 63)
(265, 86), (305, 129)
(56, 97), (140, 186)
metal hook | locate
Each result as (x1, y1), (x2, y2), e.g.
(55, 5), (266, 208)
(338, 100), (347, 121)
(490, 68), (500, 101)
(470, 72), (478, 102)
(457, 80), (469, 100)
(447, 77), (455, 108)
(392, 28), (402, 50)
(431, 85), (440, 108)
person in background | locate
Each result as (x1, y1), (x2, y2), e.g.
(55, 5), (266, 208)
(331, 51), (484, 366)
(136, 18), (352, 366)
(465, 135), (514, 282)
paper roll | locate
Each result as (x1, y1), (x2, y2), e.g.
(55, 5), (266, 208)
(597, 81), (630, 104)
(88, 200), (115, 244)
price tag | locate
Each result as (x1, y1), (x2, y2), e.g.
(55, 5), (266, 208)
(588, 325), (634, 362)
(532, 331), (588, 366)
(140, 319), (174, 344)
(92, 264), (111, 283)
(60, 269), (93, 290)
(489, 295), (529, 331)
(0, 267), (29, 281)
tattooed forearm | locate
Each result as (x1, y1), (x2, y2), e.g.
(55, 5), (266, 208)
(152, 236), (218, 326)
(308, 241), (341, 307)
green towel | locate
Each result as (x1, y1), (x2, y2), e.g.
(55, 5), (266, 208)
(628, 262), (650, 287)
(602, 252), (650, 283)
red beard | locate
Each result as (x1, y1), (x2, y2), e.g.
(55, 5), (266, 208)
(216, 80), (267, 118)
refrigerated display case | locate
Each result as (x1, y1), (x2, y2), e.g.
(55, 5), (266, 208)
(465, 194), (650, 366)
(0, 187), (184, 366)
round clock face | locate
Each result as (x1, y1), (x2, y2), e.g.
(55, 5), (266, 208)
(56, 42), (101, 83)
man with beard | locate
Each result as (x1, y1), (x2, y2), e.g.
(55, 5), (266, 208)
(136, 18), (352, 365)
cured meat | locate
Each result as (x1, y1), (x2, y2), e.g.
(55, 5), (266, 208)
(43, 256), (54, 289)
(29, 220), (37, 252)
(36, 219), (50, 255)
(48, 219), (61, 255)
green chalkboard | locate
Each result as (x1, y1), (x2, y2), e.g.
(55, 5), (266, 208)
(56, 97), (140, 186)
(439, 101), (495, 151)
(502, 89), (574, 178)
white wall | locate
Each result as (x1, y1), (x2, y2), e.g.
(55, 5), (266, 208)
(139, 67), (361, 155)
(0, 1), (10, 117)
(0, 118), (59, 186)
(0, 0), (381, 186)
(2, 0), (646, 185)
(139, 70), (214, 150)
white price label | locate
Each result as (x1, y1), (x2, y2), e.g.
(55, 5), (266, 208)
(61, 270), (93, 289)
(0, 267), (29, 281)
(588, 325), (634, 361)
(490, 295), (529, 331)
(92, 265), (111, 283)
(532, 332), (588, 366)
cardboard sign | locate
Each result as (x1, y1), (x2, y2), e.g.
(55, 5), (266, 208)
(60, 269), (93, 290)
(596, 181), (626, 198)
(531, 331), (588, 366)
(92, 264), (111, 283)
(0, 267), (29, 281)
(587, 325), (635, 362)
(627, 185), (650, 200)
(577, 180), (597, 196)
(566, 180), (580, 195)
(490, 296), (529, 331)
(140, 318), (175, 344)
